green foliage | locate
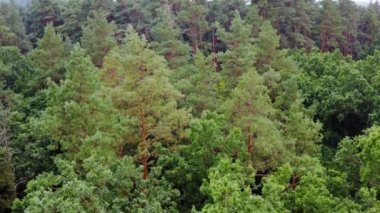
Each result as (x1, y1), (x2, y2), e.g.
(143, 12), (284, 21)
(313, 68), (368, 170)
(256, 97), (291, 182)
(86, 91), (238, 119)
(358, 2), (380, 57)
(207, 0), (248, 29)
(177, 52), (220, 116)
(200, 157), (273, 213)
(157, 111), (247, 210)
(151, 8), (190, 70)
(222, 69), (288, 171)
(81, 12), (117, 67)
(28, 23), (64, 83)
(0, 47), (56, 199)
(0, 14), (18, 47)
(217, 11), (255, 90)
(293, 50), (377, 146)
(0, 0), (30, 51)
(37, 46), (123, 160)
(177, 0), (209, 52)
(24, 0), (62, 45)
(0, 158), (16, 212)
(255, 20), (280, 70)
(0, 46), (43, 96)
(58, 0), (89, 43)
(0, 104), (16, 212)
(333, 137), (362, 195)
(14, 155), (179, 212)
(5, 1), (380, 212)
(101, 26), (189, 179)
(280, 101), (322, 156)
(111, 0), (158, 37)
(244, 5), (263, 37)
(263, 157), (336, 212)
(358, 126), (380, 189)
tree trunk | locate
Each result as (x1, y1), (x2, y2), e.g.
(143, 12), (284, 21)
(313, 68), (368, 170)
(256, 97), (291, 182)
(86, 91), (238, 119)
(191, 25), (198, 53)
(343, 32), (349, 56)
(212, 27), (219, 71)
(321, 31), (327, 52)
(247, 133), (254, 158)
(140, 109), (149, 180)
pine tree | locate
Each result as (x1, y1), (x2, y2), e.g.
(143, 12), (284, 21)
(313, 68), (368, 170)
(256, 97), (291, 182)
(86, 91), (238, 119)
(58, 0), (89, 43)
(319, 0), (344, 52)
(358, 2), (380, 56)
(338, 0), (360, 57)
(254, 0), (272, 19)
(221, 70), (289, 171)
(280, 101), (322, 156)
(81, 12), (117, 67)
(28, 23), (64, 83)
(24, 0), (62, 45)
(207, 0), (248, 30)
(38, 46), (123, 160)
(290, 0), (315, 50)
(151, 7), (190, 70)
(101, 26), (189, 179)
(267, 0), (290, 47)
(88, 0), (114, 13)
(0, 0), (28, 50)
(0, 14), (18, 47)
(177, 0), (209, 53)
(183, 52), (221, 116)
(255, 20), (280, 70)
(255, 19), (321, 158)
(217, 11), (255, 91)
(111, 0), (158, 38)
(244, 5), (264, 38)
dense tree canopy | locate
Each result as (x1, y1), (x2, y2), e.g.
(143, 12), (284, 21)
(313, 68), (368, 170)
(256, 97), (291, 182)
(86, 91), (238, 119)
(3, 0), (380, 212)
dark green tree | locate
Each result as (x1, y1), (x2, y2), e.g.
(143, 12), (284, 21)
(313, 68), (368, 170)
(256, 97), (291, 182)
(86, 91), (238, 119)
(58, 0), (89, 43)
(0, 104), (16, 213)
(255, 20), (280, 70)
(24, 0), (63, 45)
(111, 0), (158, 38)
(28, 23), (64, 83)
(181, 52), (221, 116)
(151, 7), (190, 70)
(177, 0), (209, 53)
(359, 126), (380, 190)
(81, 12), (117, 67)
(319, 0), (344, 52)
(0, 0), (28, 50)
(0, 14), (18, 47)
(217, 11), (255, 91)
(263, 157), (337, 212)
(358, 2), (380, 56)
(200, 157), (273, 212)
(338, 0), (361, 57)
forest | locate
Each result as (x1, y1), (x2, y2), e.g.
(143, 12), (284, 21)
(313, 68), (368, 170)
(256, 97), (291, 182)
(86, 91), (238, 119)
(3, 0), (380, 212)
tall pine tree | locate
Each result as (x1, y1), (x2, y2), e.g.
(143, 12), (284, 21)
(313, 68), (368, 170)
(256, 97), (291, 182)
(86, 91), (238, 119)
(221, 70), (289, 171)
(101, 26), (189, 179)
(28, 23), (64, 83)
(319, 0), (344, 52)
(81, 12), (117, 68)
